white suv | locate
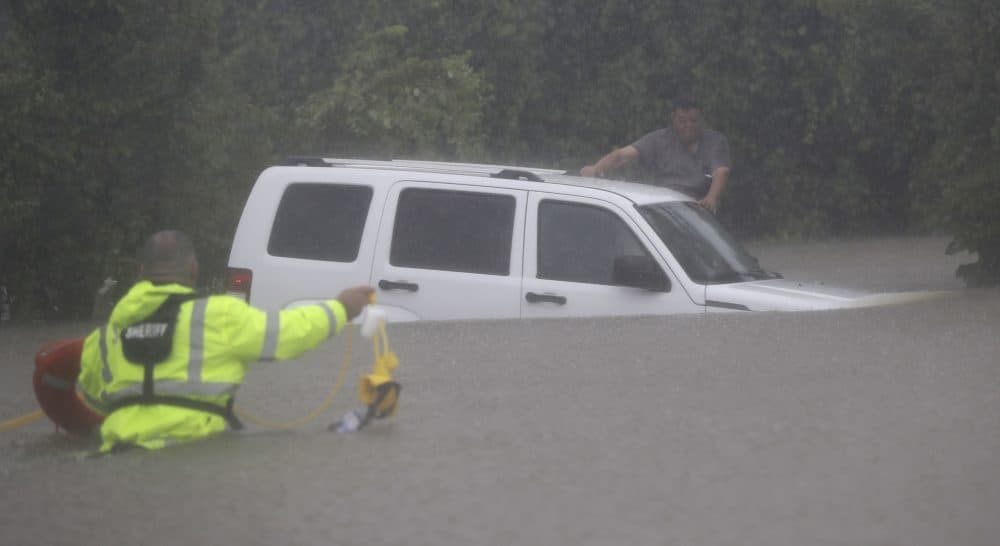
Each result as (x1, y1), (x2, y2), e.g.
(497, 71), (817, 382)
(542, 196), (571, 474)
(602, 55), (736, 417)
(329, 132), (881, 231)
(226, 158), (915, 321)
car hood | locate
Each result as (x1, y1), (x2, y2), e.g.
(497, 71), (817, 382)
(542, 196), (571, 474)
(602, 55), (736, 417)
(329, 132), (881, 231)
(704, 279), (948, 312)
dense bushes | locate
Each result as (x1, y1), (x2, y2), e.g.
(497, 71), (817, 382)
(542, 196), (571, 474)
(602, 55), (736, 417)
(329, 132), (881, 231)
(1, 0), (997, 318)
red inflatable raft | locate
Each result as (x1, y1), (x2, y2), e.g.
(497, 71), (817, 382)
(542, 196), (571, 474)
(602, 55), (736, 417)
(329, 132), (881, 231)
(32, 338), (104, 435)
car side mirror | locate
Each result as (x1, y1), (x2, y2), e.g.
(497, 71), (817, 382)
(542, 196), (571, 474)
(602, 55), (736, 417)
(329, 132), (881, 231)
(613, 255), (670, 292)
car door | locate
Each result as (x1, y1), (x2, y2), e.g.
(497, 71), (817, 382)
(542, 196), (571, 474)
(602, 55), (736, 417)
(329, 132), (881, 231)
(522, 192), (699, 319)
(370, 181), (526, 321)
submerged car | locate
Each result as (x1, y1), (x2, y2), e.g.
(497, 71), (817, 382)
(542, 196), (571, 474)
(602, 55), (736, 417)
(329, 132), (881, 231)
(226, 158), (934, 321)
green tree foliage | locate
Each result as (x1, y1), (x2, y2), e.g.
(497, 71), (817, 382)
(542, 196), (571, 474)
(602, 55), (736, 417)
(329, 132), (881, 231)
(914, 1), (1000, 286)
(1, 0), (997, 318)
(0, 0), (267, 316)
(297, 24), (491, 158)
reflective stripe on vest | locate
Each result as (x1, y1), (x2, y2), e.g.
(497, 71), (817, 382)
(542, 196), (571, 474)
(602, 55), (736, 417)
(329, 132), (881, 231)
(320, 302), (337, 338)
(188, 298), (208, 378)
(99, 325), (113, 383)
(101, 381), (240, 404)
(259, 311), (279, 361)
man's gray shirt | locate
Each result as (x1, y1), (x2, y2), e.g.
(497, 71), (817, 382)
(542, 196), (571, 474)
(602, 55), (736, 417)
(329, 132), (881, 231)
(631, 128), (731, 197)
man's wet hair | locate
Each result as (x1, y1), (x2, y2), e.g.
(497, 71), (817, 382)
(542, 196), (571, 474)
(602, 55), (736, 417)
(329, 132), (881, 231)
(139, 230), (197, 280)
(672, 96), (701, 112)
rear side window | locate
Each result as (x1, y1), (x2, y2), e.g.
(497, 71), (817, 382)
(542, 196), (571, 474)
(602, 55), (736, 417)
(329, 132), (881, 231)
(268, 183), (373, 261)
(391, 188), (515, 275)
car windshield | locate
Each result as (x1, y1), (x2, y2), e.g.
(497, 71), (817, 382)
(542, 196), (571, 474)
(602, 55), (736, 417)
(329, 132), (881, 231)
(637, 201), (780, 284)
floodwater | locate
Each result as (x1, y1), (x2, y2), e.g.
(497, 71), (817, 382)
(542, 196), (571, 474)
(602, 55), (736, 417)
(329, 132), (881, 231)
(1, 236), (997, 546)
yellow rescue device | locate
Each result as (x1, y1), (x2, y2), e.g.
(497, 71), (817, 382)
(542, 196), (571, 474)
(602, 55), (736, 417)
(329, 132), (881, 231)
(358, 299), (401, 419)
(329, 295), (401, 432)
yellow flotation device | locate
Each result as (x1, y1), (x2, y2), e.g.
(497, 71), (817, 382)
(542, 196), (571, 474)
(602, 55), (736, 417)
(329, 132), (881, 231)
(329, 295), (401, 432)
(358, 309), (401, 419)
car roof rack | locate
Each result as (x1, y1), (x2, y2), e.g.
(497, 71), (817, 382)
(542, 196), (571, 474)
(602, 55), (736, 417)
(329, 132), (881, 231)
(277, 156), (566, 179)
(490, 169), (544, 182)
(279, 156), (331, 167)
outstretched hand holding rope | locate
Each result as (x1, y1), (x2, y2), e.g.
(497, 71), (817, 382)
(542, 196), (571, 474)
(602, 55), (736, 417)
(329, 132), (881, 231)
(237, 293), (402, 433)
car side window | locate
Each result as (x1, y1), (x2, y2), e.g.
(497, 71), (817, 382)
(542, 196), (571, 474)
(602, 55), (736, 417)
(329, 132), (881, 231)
(391, 187), (515, 275)
(268, 183), (373, 261)
(537, 200), (653, 285)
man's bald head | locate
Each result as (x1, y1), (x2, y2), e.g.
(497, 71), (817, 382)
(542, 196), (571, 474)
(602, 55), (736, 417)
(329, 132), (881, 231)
(138, 230), (198, 286)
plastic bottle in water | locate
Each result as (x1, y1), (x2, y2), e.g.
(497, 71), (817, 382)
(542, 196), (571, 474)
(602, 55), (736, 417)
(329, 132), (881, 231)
(330, 408), (365, 433)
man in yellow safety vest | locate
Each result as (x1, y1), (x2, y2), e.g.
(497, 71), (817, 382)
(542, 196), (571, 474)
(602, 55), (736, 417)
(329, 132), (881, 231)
(77, 230), (373, 452)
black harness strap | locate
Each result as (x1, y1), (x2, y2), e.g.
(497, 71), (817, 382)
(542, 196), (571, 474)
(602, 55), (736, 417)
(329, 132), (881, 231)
(107, 395), (244, 431)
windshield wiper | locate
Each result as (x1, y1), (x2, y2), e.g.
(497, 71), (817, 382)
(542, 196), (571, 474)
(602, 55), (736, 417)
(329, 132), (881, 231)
(748, 257), (783, 279)
(706, 268), (782, 283)
(704, 271), (755, 283)
(743, 268), (783, 280)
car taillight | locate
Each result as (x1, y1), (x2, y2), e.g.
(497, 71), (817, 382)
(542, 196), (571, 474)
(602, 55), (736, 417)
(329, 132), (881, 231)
(226, 268), (252, 302)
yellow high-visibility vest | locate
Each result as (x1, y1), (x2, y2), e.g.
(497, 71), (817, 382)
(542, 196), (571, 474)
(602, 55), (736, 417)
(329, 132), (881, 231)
(77, 281), (347, 451)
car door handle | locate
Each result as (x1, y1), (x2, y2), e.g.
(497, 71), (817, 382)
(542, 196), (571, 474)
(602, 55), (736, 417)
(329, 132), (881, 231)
(525, 292), (567, 305)
(378, 279), (419, 292)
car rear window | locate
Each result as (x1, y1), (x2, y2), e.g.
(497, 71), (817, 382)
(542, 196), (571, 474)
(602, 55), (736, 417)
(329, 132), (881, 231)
(390, 187), (515, 275)
(268, 183), (373, 261)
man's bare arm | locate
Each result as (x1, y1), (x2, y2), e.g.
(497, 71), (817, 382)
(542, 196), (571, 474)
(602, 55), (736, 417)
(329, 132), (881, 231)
(698, 166), (730, 213)
(580, 145), (640, 177)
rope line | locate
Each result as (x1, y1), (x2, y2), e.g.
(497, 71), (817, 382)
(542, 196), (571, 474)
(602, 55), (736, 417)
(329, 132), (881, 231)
(0, 409), (45, 432)
(234, 324), (356, 430)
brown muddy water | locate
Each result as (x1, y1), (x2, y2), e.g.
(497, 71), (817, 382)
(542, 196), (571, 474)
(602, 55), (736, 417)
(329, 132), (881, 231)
(1, 236), (997, 546)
